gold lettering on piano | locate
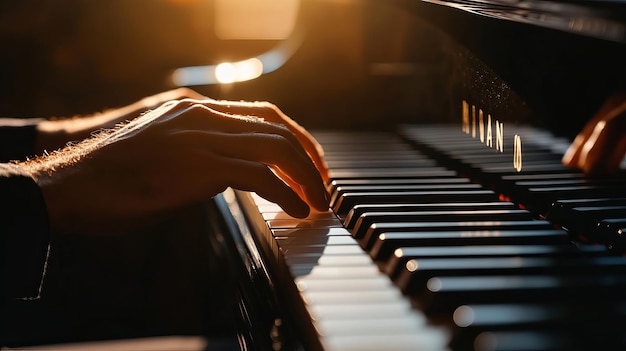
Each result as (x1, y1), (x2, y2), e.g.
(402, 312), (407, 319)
(513, 134), (522, 172)
(471, 105), (477, 138)
(479, 109), (485, 143)
(460, 100), (505, 156)
(495, 120), (504, 152)
(485, 114), (492, 147)
(462, 100), (470, 134)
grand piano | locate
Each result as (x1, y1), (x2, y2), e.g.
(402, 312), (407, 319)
(202, 0), (626, 350)
(2, 0), (626, 350)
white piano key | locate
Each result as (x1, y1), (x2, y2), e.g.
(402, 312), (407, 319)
(306, 301), (417, 320)
(273, 227), (351, 237)
(262, 211), (338, 221)
(295, 276), (393, 292)
(292, 265), (383, 279)
(321, 331), (451, 351)
(281, 245), (366, 256)
(287, 253), (374, 266)
(276, 235), (357, 247)
(315, 317), (427, 336)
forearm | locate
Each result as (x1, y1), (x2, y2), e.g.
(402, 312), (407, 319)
(33, 101), (146, 155)
(32, 88), (208, 155)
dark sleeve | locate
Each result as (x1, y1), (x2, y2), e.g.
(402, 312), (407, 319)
(0, 164), (50, 301)
(0, 120), (42, 163)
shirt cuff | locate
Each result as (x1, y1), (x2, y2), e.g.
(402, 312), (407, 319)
(0, 119), (43, 162)
(1, 168), (51, 300)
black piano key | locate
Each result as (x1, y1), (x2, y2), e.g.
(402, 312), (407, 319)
(470, 330), (578, 351)
(450, 303), (626, 351)
(352, 209), (533, 243)
(332, 189), (498, 217)
(325, 158), (437, 169)
(442, 150), (552, 164)
(478, 164), (572, 175)
(386, 244), (604, 260)
(562, 206), (626, 241)
(327, 177), (472, 196)
(598, 218), (626, 252)
(329, 183), (483, 208)
(508, 178), (626, 204)
(395, 255), (626, 294)
(379, 229), (570, 276)
(419, 273), (626, 315)
(363, 220), (558, 253)
(343, 201), (517, 230)
(523, 185), (626, 214)
(328, 167), (455, 180)
(545, 197), (626, 224)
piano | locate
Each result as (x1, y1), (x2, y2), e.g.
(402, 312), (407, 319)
(204, 0), (626, 350)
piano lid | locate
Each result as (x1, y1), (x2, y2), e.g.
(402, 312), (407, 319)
(421, 0), (626, 43)
(390, 0), (626, 138)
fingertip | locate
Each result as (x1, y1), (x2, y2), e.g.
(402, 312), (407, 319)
(286, 202), (311, 219)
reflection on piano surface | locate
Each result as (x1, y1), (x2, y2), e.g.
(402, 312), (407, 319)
(208, 0), (626, 350)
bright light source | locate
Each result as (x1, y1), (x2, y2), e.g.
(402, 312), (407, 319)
(215, 62), (236, 84)
(170, 33), (302, 87)
(215, 58), (263, 84)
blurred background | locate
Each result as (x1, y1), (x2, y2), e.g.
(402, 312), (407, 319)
(0, 0), (457, 130)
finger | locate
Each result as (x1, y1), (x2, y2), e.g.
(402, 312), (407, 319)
(562, 133), (587, 168)
(578, 109), (626, 175)
(168, 103), (324, 180)
(563, 93), (626, 171)
(216, 155), (311, 218)
(200, 100), (330, 181)
(168, 130), (329, 212)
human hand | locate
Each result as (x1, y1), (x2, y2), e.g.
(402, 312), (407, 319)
(26, 98), (329, 235)
(562, 92), (626, 175)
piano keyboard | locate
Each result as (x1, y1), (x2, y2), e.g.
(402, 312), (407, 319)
(219, 124), (626, 351)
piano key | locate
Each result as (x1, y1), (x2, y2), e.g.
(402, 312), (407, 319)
(286, 254), (375, 267)
(381, 230), (573, 277)
(395, 255), (626, 294)
(320, 331), (450, 351)
(470, 330), (577, 351)
(332, 190), (498, 217)
(343, 201), (517, 230)
(545, 197), (626, 224)
(363, 220), (560, 252)
(450, 303), (626, 351)
(314, 317), (427, 338)
(351, 209), (533, 242)
(598, 218), (626, 252)
(562, 206), (626, 241)
(385, 244), (603, 261)
(328, 167), (456, 180)
(523, 185), (626, 214)
(325, 158), (437, 169)
(295, 276), (395, 292)
(329, 177), (472, 188)
(330, 183), (483, 207)
(419, 273), (626, 315)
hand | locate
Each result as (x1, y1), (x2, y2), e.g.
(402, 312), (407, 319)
(25, 98), (330, 235)
(562, 92), (626, 175)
